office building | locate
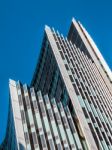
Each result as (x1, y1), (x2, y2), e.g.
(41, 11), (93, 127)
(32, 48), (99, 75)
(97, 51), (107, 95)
(0, 18), (112, 150)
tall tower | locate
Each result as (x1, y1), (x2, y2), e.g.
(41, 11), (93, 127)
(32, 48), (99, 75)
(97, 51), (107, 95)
(31, 19), (112, 150)
(0, 19), (112, 150)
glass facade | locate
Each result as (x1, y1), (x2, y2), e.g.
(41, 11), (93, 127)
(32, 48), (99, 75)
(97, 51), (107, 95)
(0, 101), (18, 150)
(0, 19), (112, 150)
(1, 81), (83, 150)
(31, 21), (112, 149)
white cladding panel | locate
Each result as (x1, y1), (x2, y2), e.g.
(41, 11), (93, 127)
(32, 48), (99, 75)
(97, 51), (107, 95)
(9, 79), (26, 150)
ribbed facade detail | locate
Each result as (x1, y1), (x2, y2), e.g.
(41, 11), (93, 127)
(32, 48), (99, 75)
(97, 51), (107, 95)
(0, 18), (112, 150)
(16, 81), (83, 150)
(51, 29), (112, 149)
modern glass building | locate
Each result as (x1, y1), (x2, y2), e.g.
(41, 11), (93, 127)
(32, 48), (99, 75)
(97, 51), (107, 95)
(0, 18), (112, 150)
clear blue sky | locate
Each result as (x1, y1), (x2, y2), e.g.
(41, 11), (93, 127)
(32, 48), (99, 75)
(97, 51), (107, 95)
(0, 0), (112, 143)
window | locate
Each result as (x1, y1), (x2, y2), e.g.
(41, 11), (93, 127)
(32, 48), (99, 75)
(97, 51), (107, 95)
(89, 112), (95, 123)
(57, 143), (62, 150)
(21, 110), (25, 124)
(24, 132), (29, 144)
(71, 68), (74, 74)
(59, 51), (65, 60)
(39, 102), (45, 115)
(62, 39), (67, 49)
(65, 107), (70, 116)
(88, 123), (99, 147)
(84, 92), (91, 103)
(106, 123), (111, 134)
(62, 116), (66, 124)
(80, 82), (85, 90)
(82, 107), (89, 118)
(66, 48), (71, 57)
(18, 95), (22, 106)
(73, 83), (79, 95)
(25, 96), (30, 108)
(48, 109), (53, 120)
(49, 139), (54, 150)
(32, 132), (38, 145)
(33, 100), (38, 112)
(61, 45), (66, 53)
(65, 64), (69, 70)
(40, 134), (46, 148)
(102, 132), (109, 145)
(75, 79), (80, 86)
(95, 127), (103, 141)
(65, 55), (70, 63)
(79, 88), (85, 99)
(102, 122), (108, 132)
(55, 112), (61, 124)
(57, 36), (62, 44)
(69, 75), (74, 82)
(74, 68), (80, 78)
(63, 140), (66, 144)
(68, 118), (75, 133)
(56, 42), (61, 50)
(86, 86), (91, 95)
(95, 117), (101, 128)
(53, 33), (57, 41)
(70, 59), (75, 67)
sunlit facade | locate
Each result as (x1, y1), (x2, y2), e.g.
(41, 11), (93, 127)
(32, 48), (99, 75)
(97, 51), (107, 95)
(0, 19), (112, 150)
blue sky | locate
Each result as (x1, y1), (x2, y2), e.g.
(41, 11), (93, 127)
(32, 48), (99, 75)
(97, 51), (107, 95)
(0, 0), (112, 143)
